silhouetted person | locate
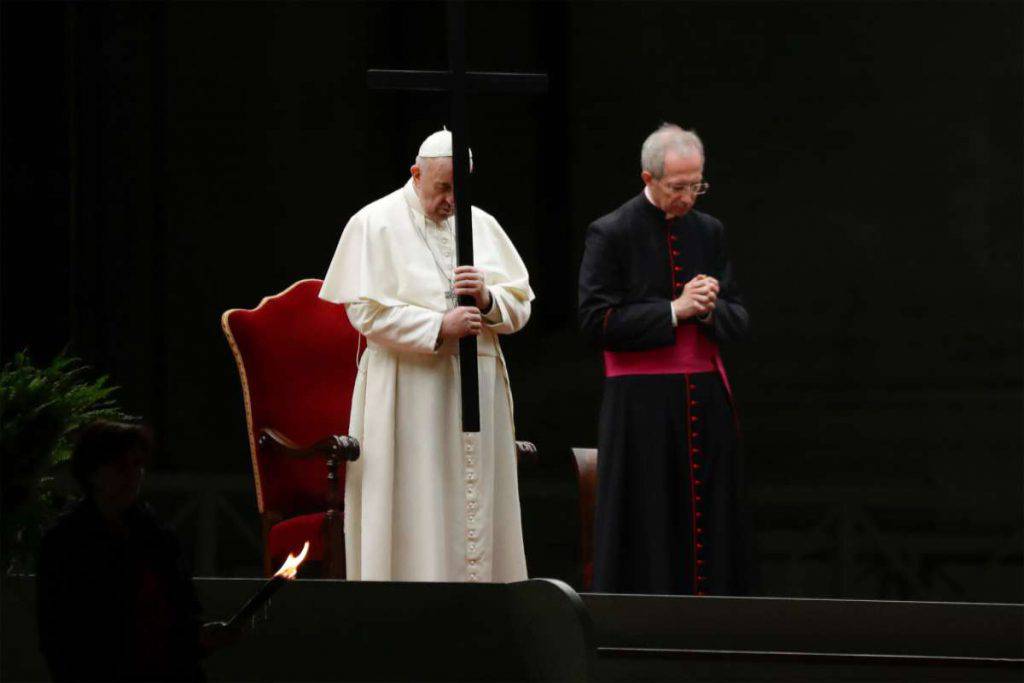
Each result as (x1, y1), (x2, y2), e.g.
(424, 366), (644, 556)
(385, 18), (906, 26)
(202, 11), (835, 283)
(37, 420), (230, 682)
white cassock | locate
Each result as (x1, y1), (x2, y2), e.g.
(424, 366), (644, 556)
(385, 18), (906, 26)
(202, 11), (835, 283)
(319, 179), (534, 582)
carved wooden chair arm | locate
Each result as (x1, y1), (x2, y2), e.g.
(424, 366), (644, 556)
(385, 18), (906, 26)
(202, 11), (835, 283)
(515, 440), (539, 466)
(258, 428), (360, 462)
(256, 428), (360, 523)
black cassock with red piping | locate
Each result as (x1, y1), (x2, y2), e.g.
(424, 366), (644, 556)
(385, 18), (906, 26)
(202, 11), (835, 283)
(579, 191), (752, 595)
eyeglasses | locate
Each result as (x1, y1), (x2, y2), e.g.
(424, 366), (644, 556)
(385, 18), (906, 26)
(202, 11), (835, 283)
(660, 180), (710, 196)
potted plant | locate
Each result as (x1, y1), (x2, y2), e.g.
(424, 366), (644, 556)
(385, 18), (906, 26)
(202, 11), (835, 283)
(0, 351), (131, 574)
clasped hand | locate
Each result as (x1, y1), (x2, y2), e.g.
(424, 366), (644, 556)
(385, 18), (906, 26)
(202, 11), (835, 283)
(440, 306), (482, 340)
(440, 267), (490, 341)
(672, 274), (719, 321)
(453, 266), (491, 310)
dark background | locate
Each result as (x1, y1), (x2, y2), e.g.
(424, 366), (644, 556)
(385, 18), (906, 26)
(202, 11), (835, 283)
(3, 1), (1021, 601)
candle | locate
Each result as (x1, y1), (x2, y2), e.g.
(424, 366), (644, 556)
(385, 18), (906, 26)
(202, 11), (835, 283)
(228, 541), (309, 629)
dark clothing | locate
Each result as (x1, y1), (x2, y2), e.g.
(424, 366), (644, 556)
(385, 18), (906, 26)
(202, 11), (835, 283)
(37, 499), (204, 682)
(594, 371), (749, 594)
(578, 193), (749, 352)
(579, 192), (751, 595)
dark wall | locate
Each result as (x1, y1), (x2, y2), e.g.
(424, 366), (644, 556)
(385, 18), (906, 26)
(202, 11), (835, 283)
(2, 1), (1021, 600)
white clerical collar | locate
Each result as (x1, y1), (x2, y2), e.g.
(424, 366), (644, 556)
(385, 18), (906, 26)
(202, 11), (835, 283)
(643, 185), (656, 205)
(643, 184), (679, 220)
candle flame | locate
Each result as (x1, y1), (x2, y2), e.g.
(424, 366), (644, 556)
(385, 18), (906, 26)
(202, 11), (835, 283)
(273, 541), (310, 579)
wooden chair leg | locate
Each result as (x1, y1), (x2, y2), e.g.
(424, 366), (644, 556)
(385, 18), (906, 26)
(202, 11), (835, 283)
(324, 509), (345, 579)
(323, 451), (349, 579)
(571, 448), (598, 591)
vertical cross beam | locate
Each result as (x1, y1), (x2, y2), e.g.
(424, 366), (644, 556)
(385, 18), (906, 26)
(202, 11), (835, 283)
(446, 1), (479, 431)
(367, 1), (547, 433)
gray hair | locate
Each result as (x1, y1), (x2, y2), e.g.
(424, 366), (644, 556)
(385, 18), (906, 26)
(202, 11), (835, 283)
(640, 123), (704, 178)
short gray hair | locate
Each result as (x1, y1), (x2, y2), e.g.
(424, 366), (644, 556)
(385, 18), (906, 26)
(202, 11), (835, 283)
(414, 154), (472, 173)
(640, 123), (704, 178)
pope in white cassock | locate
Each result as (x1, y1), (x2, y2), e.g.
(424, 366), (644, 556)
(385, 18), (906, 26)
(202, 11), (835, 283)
(319, 129), (534, 583)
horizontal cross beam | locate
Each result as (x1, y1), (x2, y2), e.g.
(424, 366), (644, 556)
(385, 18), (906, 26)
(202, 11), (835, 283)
(367, 69), (548, 94)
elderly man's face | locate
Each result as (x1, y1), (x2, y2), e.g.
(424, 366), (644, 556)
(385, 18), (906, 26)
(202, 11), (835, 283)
(642, 149), (704, 218)
(411, 157), (455, 222)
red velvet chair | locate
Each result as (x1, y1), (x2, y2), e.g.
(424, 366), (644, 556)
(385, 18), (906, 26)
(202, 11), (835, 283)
(222, 279), (361, 578)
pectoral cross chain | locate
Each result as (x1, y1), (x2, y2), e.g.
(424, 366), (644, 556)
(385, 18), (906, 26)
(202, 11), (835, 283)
(445, 288), (459, 308)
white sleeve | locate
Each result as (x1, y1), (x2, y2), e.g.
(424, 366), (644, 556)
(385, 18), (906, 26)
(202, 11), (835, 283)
(670, 303), (678, 327)
(482, 289), (503, 324)
(345, 300), (444, 355)
(483, 284), (531, 334)
(472, 208), (534, 336)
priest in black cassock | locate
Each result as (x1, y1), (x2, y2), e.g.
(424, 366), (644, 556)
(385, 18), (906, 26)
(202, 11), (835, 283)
(578, 123), (751, 595)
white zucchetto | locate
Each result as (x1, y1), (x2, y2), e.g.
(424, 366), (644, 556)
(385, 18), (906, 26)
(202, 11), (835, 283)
(418, 127), (473, 161)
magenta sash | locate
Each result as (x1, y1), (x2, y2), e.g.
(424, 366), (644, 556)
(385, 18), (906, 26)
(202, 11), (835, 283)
(604, 325), (734, 399)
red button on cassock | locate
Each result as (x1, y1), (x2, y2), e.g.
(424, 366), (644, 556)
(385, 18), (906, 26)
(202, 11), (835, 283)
(697, 559), (705, 566)
(672, 250), (680, 257)
(692, 431), (700, 438)
(696, 543), (704, 550)
(691, 416), (698, 423)
(692, 463), (700, 470)
(689, 384), (697, 390)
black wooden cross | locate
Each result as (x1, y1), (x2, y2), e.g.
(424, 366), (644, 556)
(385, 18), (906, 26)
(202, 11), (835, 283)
(367, 1), (547, 433)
